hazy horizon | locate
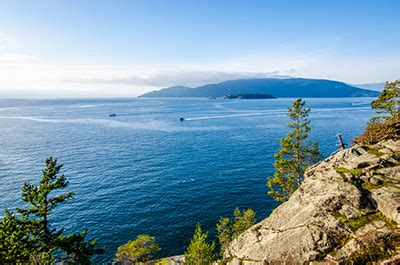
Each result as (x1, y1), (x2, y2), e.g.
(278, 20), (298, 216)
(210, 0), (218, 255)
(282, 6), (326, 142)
(0, 0), (399, 98)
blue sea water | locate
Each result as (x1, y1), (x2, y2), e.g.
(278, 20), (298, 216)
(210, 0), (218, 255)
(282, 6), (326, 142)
(0, 97), (375, 262)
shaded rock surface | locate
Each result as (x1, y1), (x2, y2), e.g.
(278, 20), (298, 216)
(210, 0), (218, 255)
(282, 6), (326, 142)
(224, 140), (400, 264)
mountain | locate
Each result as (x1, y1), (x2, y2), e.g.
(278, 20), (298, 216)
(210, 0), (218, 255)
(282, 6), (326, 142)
(353, 82), (386, 91)
(141, 85), (192, 97)
(139, 78), (380, 98)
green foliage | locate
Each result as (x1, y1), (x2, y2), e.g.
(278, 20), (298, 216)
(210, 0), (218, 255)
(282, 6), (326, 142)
(334, 168), (363, 176)
(361, 180), (389, 191)
(377, 212), (398, 230)
(216, 208), (256, 255)
(232, 208), (256, 239)
(184, 224), (216, 265)
(356, 80), (400, 144)
(116, 234), (160, 263)
(58, 229), (102, 263)
(0, 210), (31, 263)
(347, 216), (370, 231)
(0, 157), (102, 264)
(155, 259), (171, 265)
(364, 146), (384, 157)
(335, 168), (368, 194)
(370, 80), (399, 122)
(216, 217), (231, 255)
(334, 212), (372, 231)
(267, 98), (322, 202)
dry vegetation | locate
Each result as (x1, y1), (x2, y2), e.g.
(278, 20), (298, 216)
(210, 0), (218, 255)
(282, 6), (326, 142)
(354, 119), (400, 145)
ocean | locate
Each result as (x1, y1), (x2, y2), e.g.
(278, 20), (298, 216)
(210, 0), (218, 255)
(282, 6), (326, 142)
(0, 97), (375, 262)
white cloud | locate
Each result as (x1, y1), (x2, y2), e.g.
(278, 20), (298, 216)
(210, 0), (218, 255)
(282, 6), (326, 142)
(0, 34), (10, 49)
(68, 70), (287, 87)
(0, 53), (37, 63)
(0, 44), (398, 98)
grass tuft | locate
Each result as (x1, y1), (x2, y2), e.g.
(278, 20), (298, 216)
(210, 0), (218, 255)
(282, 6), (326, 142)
(333, 212), (372, 231)
(335, 168), (363, 176)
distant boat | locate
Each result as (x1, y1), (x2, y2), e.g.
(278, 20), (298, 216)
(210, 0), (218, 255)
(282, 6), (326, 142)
(180, 117), (185, 121)
(109, 113), (117, 117)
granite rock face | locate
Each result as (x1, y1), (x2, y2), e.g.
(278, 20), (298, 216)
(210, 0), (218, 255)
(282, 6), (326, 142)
(224, 140), (400, 264)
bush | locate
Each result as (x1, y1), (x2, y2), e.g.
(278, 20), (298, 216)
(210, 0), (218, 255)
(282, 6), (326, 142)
(116, 235), (160, 263)
(184, 224), (216, 265)
(232, 208), (256, 239)
(354, 119), (400, 145)
(216, 208), (256, 255)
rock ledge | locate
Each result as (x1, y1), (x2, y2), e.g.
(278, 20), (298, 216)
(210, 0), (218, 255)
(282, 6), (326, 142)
(224, 140), (400, 264)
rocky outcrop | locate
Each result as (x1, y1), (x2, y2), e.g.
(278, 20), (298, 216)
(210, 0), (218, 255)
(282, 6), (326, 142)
(150, 255), (185, 265)
(371, 187), (400, 226)
(224, 140), (400, 264)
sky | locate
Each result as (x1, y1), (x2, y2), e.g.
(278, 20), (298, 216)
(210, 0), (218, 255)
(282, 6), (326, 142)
(0, 0), (399, 98)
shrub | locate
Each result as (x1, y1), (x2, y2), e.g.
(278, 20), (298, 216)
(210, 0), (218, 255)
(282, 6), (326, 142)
(116, 235), (160, 263)
(216, 208), (256, 255)
(354, 119), (400, 145)
(232, 208), (256, 239)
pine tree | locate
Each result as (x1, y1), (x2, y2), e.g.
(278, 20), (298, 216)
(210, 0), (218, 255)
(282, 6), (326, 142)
(216, 217), (231, 255)
(0, 210), (31, 263)
(184, 224), (216, 264)
(267, 98), (321, 202)
(216, 208), (256, 255)
(370, 80), (399, 122)
(0, 157), (103, 263)
(231, 208), (256, 239)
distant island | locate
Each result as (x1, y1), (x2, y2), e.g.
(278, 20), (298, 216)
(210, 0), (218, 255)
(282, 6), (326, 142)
(223, 93), (275, 99)
(139, 78), (380, 98)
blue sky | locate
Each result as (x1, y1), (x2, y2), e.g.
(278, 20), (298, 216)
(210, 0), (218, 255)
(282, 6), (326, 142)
(0, 0), (399, 97)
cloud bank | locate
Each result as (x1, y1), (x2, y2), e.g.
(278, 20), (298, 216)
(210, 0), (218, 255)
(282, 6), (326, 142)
(0, 34), (398, 98)
(68, 70), (289, 88)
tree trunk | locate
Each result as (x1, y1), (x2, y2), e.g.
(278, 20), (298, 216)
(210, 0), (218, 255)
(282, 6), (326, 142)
(337, 133), (345, 149)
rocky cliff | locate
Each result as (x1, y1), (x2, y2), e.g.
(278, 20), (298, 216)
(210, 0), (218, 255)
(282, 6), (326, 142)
(224, 140), (400, 264)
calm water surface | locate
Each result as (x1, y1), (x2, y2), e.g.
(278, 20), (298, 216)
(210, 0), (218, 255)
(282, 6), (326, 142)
(0, 97), (374, 261)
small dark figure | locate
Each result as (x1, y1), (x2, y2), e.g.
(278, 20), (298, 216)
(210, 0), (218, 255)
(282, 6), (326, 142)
(337, 133), (346, 149)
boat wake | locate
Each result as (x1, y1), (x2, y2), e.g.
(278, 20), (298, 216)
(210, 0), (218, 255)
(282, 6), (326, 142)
(184, 111), (286, 121)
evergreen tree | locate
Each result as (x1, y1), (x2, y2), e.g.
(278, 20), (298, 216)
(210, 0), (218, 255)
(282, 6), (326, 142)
(216, 217), (231, 255)
(370, 80), (399, 122)
(216, 208), (256, 255)
(116, 234), (160, 263)
(184, 224), (216, 265)
(267, 98), (321, 202)
(0, 210), (31, 263)
(231, 208), (256, 239)
(0, 157), (103, 263)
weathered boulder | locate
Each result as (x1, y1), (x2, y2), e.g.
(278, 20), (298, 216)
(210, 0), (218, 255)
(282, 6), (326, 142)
(224, 140), (400, 264)
(372, 187), (400, 226)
